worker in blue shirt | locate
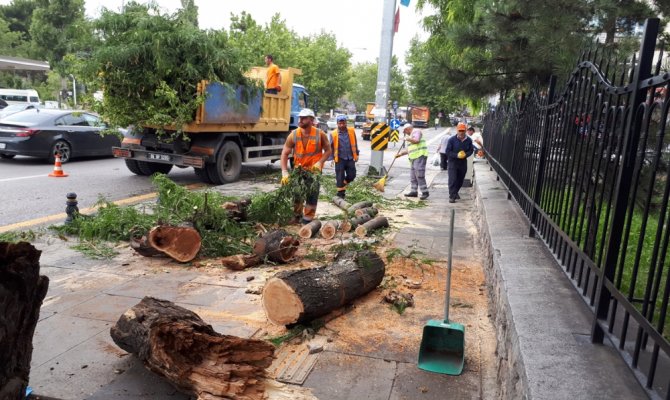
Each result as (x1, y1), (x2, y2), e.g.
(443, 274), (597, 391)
(445, 123), (474, 202)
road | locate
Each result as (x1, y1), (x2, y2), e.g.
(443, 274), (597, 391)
(0, 127), (450, 231)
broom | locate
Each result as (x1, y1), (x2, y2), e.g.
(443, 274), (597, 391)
(373, 140), (406, 192)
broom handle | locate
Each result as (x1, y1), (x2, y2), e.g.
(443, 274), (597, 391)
(445, 208), (455, 323)
(383, 139), (406, 177)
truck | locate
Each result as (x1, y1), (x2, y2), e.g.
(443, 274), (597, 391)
(361, 102), (376, 140)
(112, 67), (315, 184)
(410, 106), (430, 128)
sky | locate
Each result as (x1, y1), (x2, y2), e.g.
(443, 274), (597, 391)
(0, 0), (433, 70)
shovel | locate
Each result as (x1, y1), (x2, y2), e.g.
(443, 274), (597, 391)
(417, 208), (465, 375)
(372, 139), (405, 192)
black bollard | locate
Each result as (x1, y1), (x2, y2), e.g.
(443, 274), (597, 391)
(65, 192), (79, 224)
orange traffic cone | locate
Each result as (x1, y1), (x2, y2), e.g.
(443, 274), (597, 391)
(48, 153), (69, 177)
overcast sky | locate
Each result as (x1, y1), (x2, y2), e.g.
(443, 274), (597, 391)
(0, 0), (433, 70)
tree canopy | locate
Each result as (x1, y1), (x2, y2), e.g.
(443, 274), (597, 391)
(348, 57), (408, 112)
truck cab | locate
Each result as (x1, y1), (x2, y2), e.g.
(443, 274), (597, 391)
(290, 84), (309, 130)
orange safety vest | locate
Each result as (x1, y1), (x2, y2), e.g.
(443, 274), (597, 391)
(331, 127), (359, 163)
(292, 126), (323, 169)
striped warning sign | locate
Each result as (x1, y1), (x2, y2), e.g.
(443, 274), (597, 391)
(371, 122), (390, 151)
(390, 129), (399, 142)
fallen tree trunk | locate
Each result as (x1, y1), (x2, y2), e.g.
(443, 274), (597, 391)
(347, 214), (373, 231)
(319, 220), (351, 239)
(348, 201), (373, 213)
(220, 254), (261, 271)
(261, 251), (385, 325)
(110, 297), (275, 400)
(355, 216), (389, 237)
(354, 207), (378, 218)
(222, 198), (251, 222)
(0, 242), (49, 400)
(148, 225), (201, 262)
(331, 196), (352, 211)
(298, 220), (322, 239)
(253, 229), (300, 263)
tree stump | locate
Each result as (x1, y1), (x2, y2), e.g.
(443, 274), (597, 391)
(331, 196), (352, 211)
(355, 216), (389, 237)
(348, 201), (373, 213)
(148, 225), (202, 262)
(220, 254), (261, 271)
(253, 229), (300, 263)
(110, 297), (275, 400)
(348, 214), (373, 231)
(298, 220), (322, 239)
(354, 207), (378, 218)
(0, 242), (49, 400)
(261, 251), (386, 325)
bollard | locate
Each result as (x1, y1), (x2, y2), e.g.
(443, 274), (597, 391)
(65, 192), (79, 224)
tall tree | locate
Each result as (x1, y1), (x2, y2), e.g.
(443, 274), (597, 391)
(0, 0), (38, 42)
(348, 57), (407, 111)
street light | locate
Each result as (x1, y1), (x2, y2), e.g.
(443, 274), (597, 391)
(68, 74), (77, 107)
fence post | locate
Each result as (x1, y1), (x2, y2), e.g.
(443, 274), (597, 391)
(591, 18), (659, 344)
(529, 76), (557, 238)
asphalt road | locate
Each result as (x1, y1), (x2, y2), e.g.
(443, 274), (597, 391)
(0, 126), (449, 231)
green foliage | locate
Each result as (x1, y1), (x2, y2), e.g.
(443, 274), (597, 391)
(71, 240), (119, 260)
(0, 230), (39, 243)
(303, 244), (327, 262)
(348, 57), (407, 111)
(84, 2), (254, 135)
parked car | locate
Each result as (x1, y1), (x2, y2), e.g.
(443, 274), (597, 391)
(0, 99), (7, 110)
(0, 103), (40, 119)
(354, 114), (367, 129)
(326, 117), (339, 130)
(0, 109), (121, 163)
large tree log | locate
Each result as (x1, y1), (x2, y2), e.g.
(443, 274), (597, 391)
(347, 214), (373, 231)
(354, 207), (379, 218)
(222, 198), (251, 222)
(148, 225), (201, 262)
(348, 201), (373, 213)
(355, 216), (389, 237)
(261, 251), (385, 325)
(331, 196), (352, 211)
(0, 242), (49, 400)
(253, 229), (300, 263)
(298, 220), (322, 239)
(110, 297), (274, 400)
(220, 254), (261, 271)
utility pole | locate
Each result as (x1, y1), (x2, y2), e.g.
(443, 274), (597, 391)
(369, 0), (396, 176)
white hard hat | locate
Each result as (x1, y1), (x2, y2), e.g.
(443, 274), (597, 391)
(298, 108), (315, 118)
(402, 123), (413, 131)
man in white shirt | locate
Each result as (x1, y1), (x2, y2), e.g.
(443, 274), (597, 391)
(467, 127), (484, 159)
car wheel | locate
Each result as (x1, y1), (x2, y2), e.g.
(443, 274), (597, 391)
(124, 159), (144, 175)
(194, 166), (214, 183)
(206, 141), (242, 184)
(137, 160), (173, 176)
(0, 153), (15, 159)
(50, 140), (72, 163)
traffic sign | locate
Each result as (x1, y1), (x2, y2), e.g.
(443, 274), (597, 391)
(390, 118), (401, 130)
(370, 122), (390, 151)
(390, 129), (399, 142)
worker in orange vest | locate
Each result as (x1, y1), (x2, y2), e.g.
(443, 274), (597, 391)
(330, 114), (360, 199)
(280, 108), (332, 224)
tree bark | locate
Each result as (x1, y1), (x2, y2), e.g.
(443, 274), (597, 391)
(298, 220), (322, 239)
(253, 229), (300, 263)
(261, 251), (385, 325)
(222, 198), (251, 222)
(355, 216), (389, 237)
(220, 254), (261, 271)
(354, 207), (378, 218)
(331, 196), (352, 211)
(348, 201), (373, 213)
(348, 214), (373, 230)
(148, 225), (202, 262)
(0, 242), (49, 400)
(110, 297), (275, 400)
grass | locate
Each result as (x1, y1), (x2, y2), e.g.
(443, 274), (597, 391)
(0, 230), (39, 243)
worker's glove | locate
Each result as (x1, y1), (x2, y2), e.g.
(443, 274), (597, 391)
(280, 171), (290, 185)
(311, 164), (322, 175)
(457, 150), (466, 159)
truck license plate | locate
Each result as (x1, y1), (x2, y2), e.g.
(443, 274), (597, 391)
(0, 143), (5, 149)
(148, 153), (170, 161)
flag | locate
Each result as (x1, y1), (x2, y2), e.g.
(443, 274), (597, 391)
(394, 7), (400, 33)
(400, 0), (410, 6)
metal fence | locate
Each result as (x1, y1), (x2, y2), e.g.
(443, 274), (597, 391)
(482, 18), (670, 399)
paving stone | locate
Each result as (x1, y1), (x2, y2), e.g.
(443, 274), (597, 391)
(389, 362), (480, 400)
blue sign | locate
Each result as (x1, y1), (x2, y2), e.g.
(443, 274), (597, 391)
(390, 118), (401, 130)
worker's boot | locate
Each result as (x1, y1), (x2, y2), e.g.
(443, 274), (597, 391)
(336, 191), (346, 199)
(404, 192), (418, 198)
(420, 192), (429, 200)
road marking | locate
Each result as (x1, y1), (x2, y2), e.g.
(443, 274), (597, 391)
(0, 174), (48, 182)
(0, 182), (206, 233)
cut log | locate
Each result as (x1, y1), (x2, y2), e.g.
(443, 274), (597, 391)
(110, 297), (275, 400)
(148, 225), (201, 262)
(354, 207), (379, 218)
(348, 214), (373, 230)
(319, 220), (343, 240)
(298, 220), (322, 239)
(355, 216), (389, 237)
(347, 201), (373, 213)
(261, 251), (385, 325)
(130, 234), (163, 257)
(222, 198), (251, 222)
(253, 229), (300, 263)
(340, 220), (352, 233)
(331, 196), (352, 211)
(220, 254), (261, 271)
(0, 242), (49, 400)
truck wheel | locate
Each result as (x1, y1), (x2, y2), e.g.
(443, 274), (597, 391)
(137, 160), (173, 176)
(207, 141), (242, 184)
(0, 153), (15, 159)
(125, 159), (144, 175)
(194, 167), (213, 183)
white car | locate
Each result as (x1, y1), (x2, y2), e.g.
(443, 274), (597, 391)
(326, 118), (338, 130)
(0, 103), (40, 120)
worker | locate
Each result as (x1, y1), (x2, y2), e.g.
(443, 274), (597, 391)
(330, 114), (360, 199)
(265, 54), (282, 94)
(396, 123), (429, 200)
(446, 122), (474, 203)
(280, 108), (332, 224)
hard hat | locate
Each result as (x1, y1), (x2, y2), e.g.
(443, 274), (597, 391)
(298, 108), (315, 118)
(336, 114), (347, 122)
(457, 122), (467, 131)
(402, 123), (413, 131)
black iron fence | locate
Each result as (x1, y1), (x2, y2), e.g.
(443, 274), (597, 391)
(482, 18), (670, 399)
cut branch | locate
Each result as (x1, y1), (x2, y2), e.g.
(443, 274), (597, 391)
(331, 196), (352, 211)
(348, 201), (374, 213)
(354, 207), (378, 218)
(298, 220), (322, 239)
(355, 216), (389, 237)
(220, 254), (261, 271)
(253, 229), (300, 263)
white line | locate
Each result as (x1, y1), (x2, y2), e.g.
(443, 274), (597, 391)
(0, 174), (47, 182)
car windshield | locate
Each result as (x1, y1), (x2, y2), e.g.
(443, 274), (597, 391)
(2, 104), (29, 112)
(0, 110), (52, 126)
(355, 115), (366, 122)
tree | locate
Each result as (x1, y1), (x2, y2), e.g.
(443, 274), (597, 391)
(0, 0), (38, 42)
(348, 57), (407, 111)
(0, 15), (26, 56)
